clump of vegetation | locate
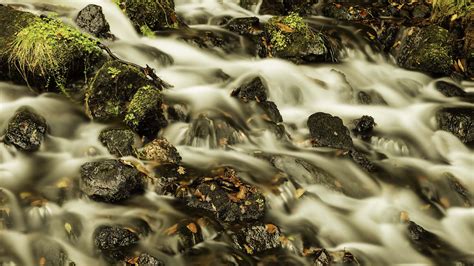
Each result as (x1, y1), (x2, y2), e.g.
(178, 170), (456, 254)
(266, 13), (311, 51)
(431, 0), (472, 23)
(6, 15), (102, 95)
(139, 25), (155, 37)
(107, 67), (121, 78)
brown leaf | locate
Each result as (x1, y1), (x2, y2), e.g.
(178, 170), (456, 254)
(275, 23), (294, 33)
(165, 224), (178, 235)
(187, 222), (198, 234)
(266, 224), (278, 234)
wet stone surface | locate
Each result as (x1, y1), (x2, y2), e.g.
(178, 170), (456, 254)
(99, 128), (137, 157)
(4, 106), (47, 152)
(79, 159), (145, 203)
(231, 223), (281, 255)
(75, 4), (112, 39)
(94, 225), (140, 261)
(436, 107), (474, 144)
(307, 112), (353, 150)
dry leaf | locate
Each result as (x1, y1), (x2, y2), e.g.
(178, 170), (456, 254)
(266, 224), (278, 234)
(187, 222), (198, 234)
(276, 23), (294, 33)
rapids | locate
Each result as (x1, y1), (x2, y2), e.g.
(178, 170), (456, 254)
(1, 0), (474, 265)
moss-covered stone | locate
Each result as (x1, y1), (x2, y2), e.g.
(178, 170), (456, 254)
(85, 60), (153, 122)
(396, 25), (454, 76)
(264, 13), (331, 63)
(115, 0), (181, 32)
(0, 6), (104, 96)
(125, 85), (168, 138)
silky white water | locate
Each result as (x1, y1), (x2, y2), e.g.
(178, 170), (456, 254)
(1, 0), (474, 265)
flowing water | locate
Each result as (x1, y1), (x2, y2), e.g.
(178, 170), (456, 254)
(1, 0), (474, 265)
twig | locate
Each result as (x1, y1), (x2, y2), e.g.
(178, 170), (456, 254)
(97, 42), (173, 89)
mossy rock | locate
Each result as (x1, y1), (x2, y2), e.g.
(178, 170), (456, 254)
(125, 85), (168, 138)
(264, 13), (332, 63)
(396, 25), (454, 76)
(85, 60), (154, 122)
(115, 0), (181, 32)
(239, 0), (317, 16)
(0, 5), (105, 96)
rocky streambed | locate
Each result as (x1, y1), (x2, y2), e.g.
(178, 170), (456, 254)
(0, 0), (473, 265)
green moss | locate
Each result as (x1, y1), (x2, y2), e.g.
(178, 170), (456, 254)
(107, 67), (121, 78)
(265, 13), (327, 58)
(5, 15), (101, 95)
(124, 85), (167, 137)
(120, 0), (180, 32)
(139, 25), (155, 37)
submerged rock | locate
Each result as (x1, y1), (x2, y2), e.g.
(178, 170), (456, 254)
(94, 225), (139, 261)
(138, 137), (181, 165)
(30, 237), (71, 266)
(434, 81), (466, 97)
(0, 5), (104, 94)
(177, 168), (266, 223)
(231, 77), (268, 103)
(395, 26), (454, 76)
(79, 159), (145, 203)
(259, 101), (283, 123)
(75, 4), (113, 39)
(436, 107), (474, 144)
(264, 13), (332, 63)
(307, 112), (353, 150)
(309, 248), (360, 266)
(231, 223), (281, 254)
(4, 106), (47, 152)
(99, 128), (137, 157)
(115, 0), (181, 31)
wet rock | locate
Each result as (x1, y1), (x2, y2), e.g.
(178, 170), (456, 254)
(166, 220), (204, 251)
(124, 85), (168, 138)
(309, 248), (360, 266)
(352, 115), (375, 139)
(178, 168), (266, 223)
(4, 106), (47, 152)
(349, 150), (377, 172)
(75, 4), (112, 38)
(225, 17), (262, 36)
(180, 28), (242, 54)
(259, 101), (283, 123)
(395, 26), (454, 76)
(86, 60), (154, 122)
(115, 0), (181, 31)
(307, 112), (353, 150)
(264, 13), (333, 63)
(131, 253), (164, 265)
(356, 90), (386, 105)
(231, 77), (268, 103)
(79, 159), (145, 203)
(445, 174), (473, 207)
(240, 0), (285, 15)
(138, 137), (181, 165)
(322, 4), (375, 21)
(436, 107), (474, 144)
(94, 225), (139, 261)
(434, 81), (466, 97)
(99, 128), (137, 157)
(0, 5), (104, 94)
(30, 237), (71, 266)
(406, 221), (462, 262)
(231, 223), (281, 254)
(164, 104), (188, 122)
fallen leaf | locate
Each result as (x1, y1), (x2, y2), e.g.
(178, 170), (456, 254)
(187, 222), (198, 234)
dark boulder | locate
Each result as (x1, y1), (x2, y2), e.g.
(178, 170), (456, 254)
(134, 253), (164, 265)
(259, 101), (283, 123)
(99, 128), (137, 157)
(231, 223), (281, 254)
(231, 77), (268, 103)
(434, 81), (466, 97)
(94, 225), (139, 261)
(115, 0), (181, 31)
(4, 106), (47, 152)
(86, 60), (154, 122)
(225, 17), (262, 36)
(79, 159), (145, 203)
(124, 85), (168, 138)
(75, 4), (113, 38)
(307, 112), (353, 150)
(177, 168), (266, 223)
(309, 248), (360, 266)
(395, 26), (454, 76)
(436, 107), (474, 144)
(411, 4), (431, 19)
